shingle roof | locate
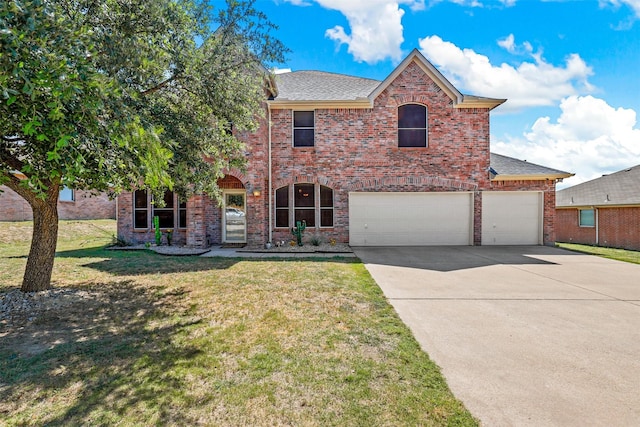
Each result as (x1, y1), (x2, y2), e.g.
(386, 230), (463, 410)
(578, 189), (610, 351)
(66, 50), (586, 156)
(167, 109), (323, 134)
(271, 51), (505, 109)
(274, 71), (380, 101)
(490, 153), (573, 180)
(556, 164), (640, 207)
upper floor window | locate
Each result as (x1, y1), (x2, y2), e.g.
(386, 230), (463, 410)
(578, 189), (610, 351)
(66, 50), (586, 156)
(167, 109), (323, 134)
(293, 111), (314, 147)
(579, 209), (595, 227)
(398, 104), (427, 147)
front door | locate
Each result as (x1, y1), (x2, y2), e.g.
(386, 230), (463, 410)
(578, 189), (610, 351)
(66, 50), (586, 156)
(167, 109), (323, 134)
(223, 191), (246, 243)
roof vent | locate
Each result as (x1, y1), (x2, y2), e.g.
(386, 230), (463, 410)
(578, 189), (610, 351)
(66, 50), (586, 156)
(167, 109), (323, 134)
(604, 194), (610, 203)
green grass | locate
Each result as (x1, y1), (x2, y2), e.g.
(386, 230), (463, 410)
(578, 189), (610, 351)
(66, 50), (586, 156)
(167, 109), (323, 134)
(0, 220), (477, 426)
(556, 242), (640, 265)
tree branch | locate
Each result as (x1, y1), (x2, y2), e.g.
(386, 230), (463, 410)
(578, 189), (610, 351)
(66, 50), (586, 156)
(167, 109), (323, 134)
(0, 143), (25, 172)
(140, 73), (181, 96)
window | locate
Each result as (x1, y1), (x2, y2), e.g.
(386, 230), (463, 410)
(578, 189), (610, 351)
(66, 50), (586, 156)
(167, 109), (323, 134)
(398, 104), (427, 147)
(579, 209), (595, 227)
(293, 111), (314, 147)
(153, 190), (175, 228)
(275, 184), (334, 228)
(275, 186), (289, 228)
(59, 186), (74, 202)
(178, 199), (187, 229)
(320, 185), (333, 227)
(295, 183), (315, 227)
(133, 190), (187, 229)
(134, 190), (148, 229)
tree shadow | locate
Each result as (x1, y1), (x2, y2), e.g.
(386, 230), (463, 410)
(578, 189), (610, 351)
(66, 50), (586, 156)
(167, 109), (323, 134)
(353, 245), (562, 272)
(53, 246), (359, 276)
(0, 280), (205, 425)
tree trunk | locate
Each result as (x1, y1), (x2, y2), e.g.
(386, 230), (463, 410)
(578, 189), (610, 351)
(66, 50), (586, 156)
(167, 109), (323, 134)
(21, 194), (60, 292)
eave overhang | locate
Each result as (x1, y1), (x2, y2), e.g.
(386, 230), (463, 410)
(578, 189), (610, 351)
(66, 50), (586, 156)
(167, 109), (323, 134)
(492, 172), (574, 182)
(267, 98), (373, 109)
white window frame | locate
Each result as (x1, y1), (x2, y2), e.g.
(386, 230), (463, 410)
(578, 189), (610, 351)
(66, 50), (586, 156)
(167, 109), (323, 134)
(274, 184), (334, 228)
(578, 209), (595, 227)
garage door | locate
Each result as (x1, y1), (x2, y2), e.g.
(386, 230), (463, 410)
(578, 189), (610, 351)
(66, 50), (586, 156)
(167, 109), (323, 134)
(349, 192), (473, 246)
(482, 191), (542, 245)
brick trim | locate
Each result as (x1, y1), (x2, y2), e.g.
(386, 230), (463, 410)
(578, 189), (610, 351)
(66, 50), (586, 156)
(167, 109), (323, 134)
(273, 175), (338, 190)
(348, 175), (478, 191)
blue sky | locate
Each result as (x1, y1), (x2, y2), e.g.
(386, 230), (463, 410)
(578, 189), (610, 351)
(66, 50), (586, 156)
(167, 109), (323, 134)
(253, 0), (640, 187)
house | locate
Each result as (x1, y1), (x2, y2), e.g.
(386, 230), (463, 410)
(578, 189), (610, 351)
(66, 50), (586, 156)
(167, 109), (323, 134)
(116, 49), (572, 248)
(556, 165), (640, 251)
(0, 175), (115, 221)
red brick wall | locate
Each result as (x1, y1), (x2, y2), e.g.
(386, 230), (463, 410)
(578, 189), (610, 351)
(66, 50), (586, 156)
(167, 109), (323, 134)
(598, 207), (640, 250)
(1, 185), (115, 221)
(555, 209), (596, 245)
(556, 207), (640, 250)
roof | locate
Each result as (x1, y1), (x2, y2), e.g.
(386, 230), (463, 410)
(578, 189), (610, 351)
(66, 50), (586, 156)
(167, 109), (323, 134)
(490, 153), (574, 182)
(274, 71), (380, 102)
(556, 164), (640, 207)
(269, 49), (505, 110)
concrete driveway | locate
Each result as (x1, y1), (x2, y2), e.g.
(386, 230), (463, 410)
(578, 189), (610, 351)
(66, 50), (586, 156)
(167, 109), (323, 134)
(353, 246), (640, 426)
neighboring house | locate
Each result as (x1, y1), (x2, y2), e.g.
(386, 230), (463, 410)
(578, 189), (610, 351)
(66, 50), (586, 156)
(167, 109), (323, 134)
(556, 165), (640, 251)
(116, 49), (572, 248)
(0, 174), (115, 221)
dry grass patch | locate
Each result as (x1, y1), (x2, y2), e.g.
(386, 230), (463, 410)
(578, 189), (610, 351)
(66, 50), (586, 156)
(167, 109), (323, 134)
(0, 220), (477, 426)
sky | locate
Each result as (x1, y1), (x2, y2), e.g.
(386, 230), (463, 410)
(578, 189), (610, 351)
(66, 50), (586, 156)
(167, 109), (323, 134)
(253, 0), (640, 188)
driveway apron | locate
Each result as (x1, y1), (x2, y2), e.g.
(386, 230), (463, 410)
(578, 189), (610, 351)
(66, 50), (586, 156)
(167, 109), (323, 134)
(353, 246), (640, 427)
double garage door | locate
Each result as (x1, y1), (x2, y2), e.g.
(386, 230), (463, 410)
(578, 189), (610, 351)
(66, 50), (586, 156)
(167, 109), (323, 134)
(349, 191), (542, 246)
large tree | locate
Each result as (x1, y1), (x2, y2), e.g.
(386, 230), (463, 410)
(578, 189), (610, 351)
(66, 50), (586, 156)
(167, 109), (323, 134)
(0, 0), (286, 292)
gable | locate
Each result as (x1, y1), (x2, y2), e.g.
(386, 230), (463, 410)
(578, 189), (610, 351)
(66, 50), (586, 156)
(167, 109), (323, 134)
(369, 49), (505, 110)
(269, 49), (505, 110)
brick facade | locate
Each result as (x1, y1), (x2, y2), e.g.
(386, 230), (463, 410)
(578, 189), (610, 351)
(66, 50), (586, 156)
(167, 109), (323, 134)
(116, 52), (561, 248)
(0, 185), (115, 221)
(556, 207), (640, 251)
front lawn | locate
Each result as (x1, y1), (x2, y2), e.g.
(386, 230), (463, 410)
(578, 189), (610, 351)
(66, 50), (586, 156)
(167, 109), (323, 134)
(556, 242), (640, 265)
(0, 220), (476, 426)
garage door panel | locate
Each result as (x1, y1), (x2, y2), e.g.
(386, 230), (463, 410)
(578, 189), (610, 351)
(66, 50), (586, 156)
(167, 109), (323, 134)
(349, 192), (473, 246)
(482, 191), (541, 245)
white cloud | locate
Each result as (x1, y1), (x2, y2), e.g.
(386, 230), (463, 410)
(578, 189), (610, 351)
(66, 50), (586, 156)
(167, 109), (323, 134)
(493, 96), (640, 186)
(418, 35), (594, 110)
(600, 0), (640, 17)
(283, 0), (424, 63)
(318, 0), (424, 63)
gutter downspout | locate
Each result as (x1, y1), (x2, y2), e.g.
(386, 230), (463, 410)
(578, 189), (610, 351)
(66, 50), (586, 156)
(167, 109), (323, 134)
(268, 103), (273, 244)
(595, 207), (599, 246)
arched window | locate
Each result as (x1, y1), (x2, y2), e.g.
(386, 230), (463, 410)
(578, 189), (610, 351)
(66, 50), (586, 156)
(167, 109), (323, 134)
(398, 104), (427, 147)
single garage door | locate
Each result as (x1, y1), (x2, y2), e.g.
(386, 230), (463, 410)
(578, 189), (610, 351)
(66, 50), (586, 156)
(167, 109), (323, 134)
(482, 191), (542, 245)
(349, 192), (473, 246)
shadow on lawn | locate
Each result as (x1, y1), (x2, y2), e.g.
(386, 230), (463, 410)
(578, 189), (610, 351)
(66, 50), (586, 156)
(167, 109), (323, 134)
(54, 246), (358, 276)
(0, 280), (204, 425)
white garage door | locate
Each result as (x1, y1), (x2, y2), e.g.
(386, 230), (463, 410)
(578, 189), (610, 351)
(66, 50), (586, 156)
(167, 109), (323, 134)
(482, 191), (542, 245)
(349, 192), (473, 246)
